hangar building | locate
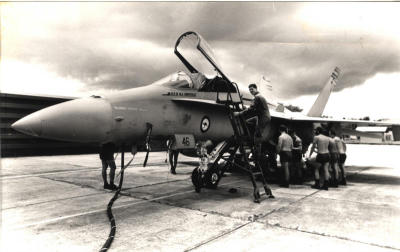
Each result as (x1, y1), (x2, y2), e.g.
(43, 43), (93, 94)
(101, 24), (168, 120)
(1, 93), (98, 157)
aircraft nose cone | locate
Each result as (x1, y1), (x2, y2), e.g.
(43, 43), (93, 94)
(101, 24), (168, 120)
(12, 97), (113, 143)
(12, 116), (42, 137)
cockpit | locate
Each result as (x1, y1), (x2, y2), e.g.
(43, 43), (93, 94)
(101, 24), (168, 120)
(151, 71), (194, 89)
(152, 32), (240, 93)
(153, 71), (237, 93)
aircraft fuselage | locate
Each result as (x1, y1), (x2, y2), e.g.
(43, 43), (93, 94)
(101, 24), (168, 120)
(105, 84), (237, 145)
(12, 80), (248, 146)
(12, 74), (316, 151)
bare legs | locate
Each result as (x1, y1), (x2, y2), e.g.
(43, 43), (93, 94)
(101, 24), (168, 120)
(313, 162), (329, 190)
(169, 150), (179, 174)
(102, 159), (116, 188)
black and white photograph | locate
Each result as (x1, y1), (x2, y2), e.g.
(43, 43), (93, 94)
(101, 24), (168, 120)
(1, 2), (400, 251)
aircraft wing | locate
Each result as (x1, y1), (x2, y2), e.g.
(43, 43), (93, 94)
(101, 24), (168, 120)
(271, 110), (400, 140)
(171, 97), (400, 127)
(273, 112), (398, 126)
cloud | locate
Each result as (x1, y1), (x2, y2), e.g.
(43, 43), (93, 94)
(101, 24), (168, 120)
(3, 2), (400, 98)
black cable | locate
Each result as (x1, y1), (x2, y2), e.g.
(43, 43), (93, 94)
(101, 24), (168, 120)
(99, 155), (134, 252)
(99, 177), (123, 251)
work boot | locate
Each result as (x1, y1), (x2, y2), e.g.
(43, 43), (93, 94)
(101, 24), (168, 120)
(109, 183), (118, 190)
(322, 181), (329, 190)
(171, 169), (176, 175)
(311, 180), (320, 189)
(103, 183), (110, 189)
(340, 177), (347, 185)
(333, 179), (339, 188)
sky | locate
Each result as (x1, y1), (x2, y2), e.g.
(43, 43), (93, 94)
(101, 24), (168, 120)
(1, 2), (400, 120)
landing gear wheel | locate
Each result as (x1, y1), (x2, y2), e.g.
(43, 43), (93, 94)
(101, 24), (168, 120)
(205, 166), (221, 189)
(191, 167), (202, 193)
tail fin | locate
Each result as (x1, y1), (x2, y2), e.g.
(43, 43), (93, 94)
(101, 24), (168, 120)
(307, 67), (341, 117)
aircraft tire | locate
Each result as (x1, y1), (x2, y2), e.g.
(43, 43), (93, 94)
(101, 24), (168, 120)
(205, 166), (221, 189)
(191, 167), (202, 193)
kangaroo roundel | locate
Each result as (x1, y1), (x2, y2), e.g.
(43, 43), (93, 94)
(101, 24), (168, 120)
(200, 116), (210, 132)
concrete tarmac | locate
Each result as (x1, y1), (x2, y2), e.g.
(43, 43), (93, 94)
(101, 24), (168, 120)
(1, 144), (399, 252)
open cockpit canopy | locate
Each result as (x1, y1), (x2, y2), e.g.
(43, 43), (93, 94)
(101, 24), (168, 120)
(174, 31), (237, 93)
(175, 32), (232, 82)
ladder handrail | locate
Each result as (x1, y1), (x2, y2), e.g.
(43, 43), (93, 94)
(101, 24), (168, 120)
(207, 87), (274, 202)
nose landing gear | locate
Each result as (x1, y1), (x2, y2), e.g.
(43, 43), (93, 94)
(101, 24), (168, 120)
(191, 165), (222, 193)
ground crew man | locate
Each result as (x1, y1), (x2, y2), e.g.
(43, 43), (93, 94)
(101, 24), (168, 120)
(329, 131), (340, 187)
(276, 125), (293, 187)
(100, 142), (117, 190)
(234, 83), (271, 139)
(233, 83), (271, 167)
(335, 135), (347, 185)
(167, 137), (179, 174)
(289, 129), (303, 184)
(308, 127), (330, 190)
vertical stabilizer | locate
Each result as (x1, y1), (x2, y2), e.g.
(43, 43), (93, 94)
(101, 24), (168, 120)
(307, 67), (341, 117)
(257, 76), (276, 103)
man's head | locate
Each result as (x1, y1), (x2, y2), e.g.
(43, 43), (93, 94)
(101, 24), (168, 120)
(330, 130), (336, 137)
(279, 124), (287, 133)
(288, 128), (295, 137)
(315, 127), (323, 135)
(248, 83), (258, 95)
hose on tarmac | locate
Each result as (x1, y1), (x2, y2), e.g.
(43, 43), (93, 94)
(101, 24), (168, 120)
(99, 156), (134, 252)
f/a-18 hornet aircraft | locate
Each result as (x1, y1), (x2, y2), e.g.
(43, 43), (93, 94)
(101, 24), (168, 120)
(12, 31), (400, 202)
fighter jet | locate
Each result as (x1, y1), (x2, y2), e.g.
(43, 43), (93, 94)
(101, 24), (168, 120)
(12, 31), (400, 189)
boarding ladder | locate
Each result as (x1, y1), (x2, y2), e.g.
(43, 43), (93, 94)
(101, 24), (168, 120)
(210, 85), (274, 203)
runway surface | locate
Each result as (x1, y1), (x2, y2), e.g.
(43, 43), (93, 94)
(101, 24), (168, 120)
(1, 144), (400, 251)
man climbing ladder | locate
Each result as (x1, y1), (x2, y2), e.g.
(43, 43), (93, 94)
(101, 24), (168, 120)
(191, 82), (274, 203)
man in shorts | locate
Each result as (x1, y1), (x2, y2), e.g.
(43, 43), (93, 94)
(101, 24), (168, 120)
(276, 125), (293, 188)
(289, 129), (303, 184)
(167, 137), (179, 175)
(309, 127), (330, 190)
(335, 135), (347, 185)
(329, 131), (340, 187)
(100, 142), (117, 190)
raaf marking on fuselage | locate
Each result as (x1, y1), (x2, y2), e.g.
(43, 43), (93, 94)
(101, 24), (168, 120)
(162, 92), (196, 97)
(113, 106), (148, 112)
